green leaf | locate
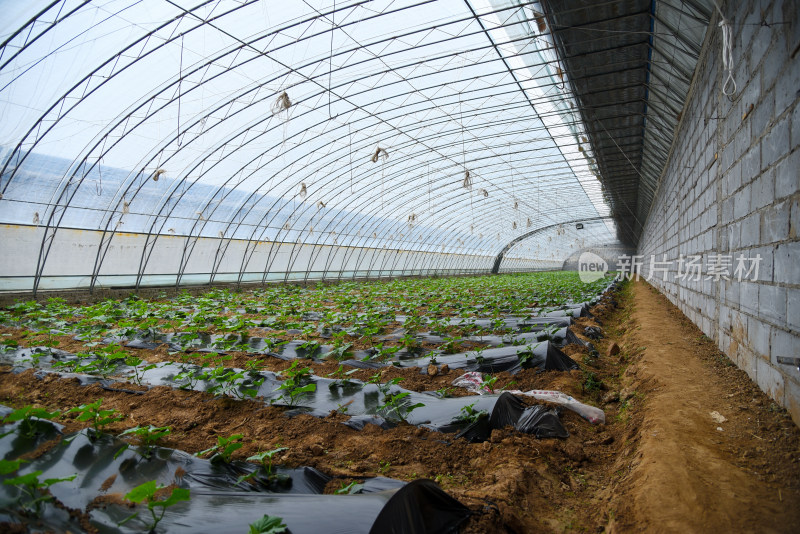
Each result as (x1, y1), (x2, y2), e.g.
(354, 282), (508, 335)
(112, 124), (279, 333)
(0, 458), (22, 475)
(125, 480), (158, 503)
(42, 474), (77, 487)
(151, 487), (190, 508)
(292, 383), (316, 396)
(114, 443), (129, 459)
(4, 470), (43, 487)
(248, 514), (288, 534)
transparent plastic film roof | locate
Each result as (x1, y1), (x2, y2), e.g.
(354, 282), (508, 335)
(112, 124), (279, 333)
(0, 0), (620, 292)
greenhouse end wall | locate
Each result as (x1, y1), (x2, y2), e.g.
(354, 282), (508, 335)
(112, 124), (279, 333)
(638, 0), (800, 423)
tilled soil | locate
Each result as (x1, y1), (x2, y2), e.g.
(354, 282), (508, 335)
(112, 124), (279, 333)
(0, 280), (798, 532)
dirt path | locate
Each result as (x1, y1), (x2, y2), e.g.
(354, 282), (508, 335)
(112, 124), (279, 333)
(606, 281), (800, 532)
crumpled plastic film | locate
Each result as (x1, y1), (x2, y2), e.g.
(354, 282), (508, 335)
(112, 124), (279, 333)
(452, 371), (605, 424)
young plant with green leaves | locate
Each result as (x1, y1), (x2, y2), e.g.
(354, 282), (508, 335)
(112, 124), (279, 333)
(327, 365), (360, 390)
(273, 361), (316, 406)
(453, 403), (488, 424)
(66, 399), (124, 439)
(120, 425), (172, 458)
(377, 391), (424, 423)
(125, 355), (158, 385)
(334, 480), (364, 494)
(1, 405), (60, 439)
(196, 434), (244, 464)
(247, 446), (289, 477)
(516, 342), (541, 366)
(0, 459), (76, 516)
(248, 514), (288, 534)
(480, 374), (498, 393)
(122, 480), (190, 533)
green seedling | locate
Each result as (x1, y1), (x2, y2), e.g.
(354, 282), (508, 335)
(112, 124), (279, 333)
(238, 446), (291, 487)
(399, 332), (422, 354)
(440, 336), (462, 354)
(297, 339), (320, 356)
(66, 399), (124, 439)
(327, 342), (353, 361)
(244, 359), (266, 373)
(263, 338), (288, 353)
(583, 371), (603, 393)
(0, 339), (19, 354)
(377, 391), (424, 423)
(435, 386), (453, 398)
(201, 367), (263, 399)
(247, 447), (289, 477)
(378, 460), (391, 474)
(377, 377), (403, 395)
(248, 514), (288, 534)
(334, 481), (364, 495)
(326, 365), (360, 389)
(125, 356), (158, 385)
(470, 345), (486, 364)
(274, 361), (316, 406)
(1, 405), (60, 438)
(453, 403), (488, 424)
(480, 374), (498, 393)
(122, 480), (190, 533)
(516, 342), (541, 365)
(0, 458), (76, 516)
(121, 425), (171, 457)
(196, 434), (244, 464)
(174, 365), (203, 390)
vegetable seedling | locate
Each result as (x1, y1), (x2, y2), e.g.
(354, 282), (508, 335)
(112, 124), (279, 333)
(121, 425), (171, 458)
(334, 481), (364, 494)
(66, 399), (124, 439)
(274, 361), (316, 406)
(122, 480), (190, 533)
(125, 355), (158, 385)
(248, 514), (288, 534)
(453, 403), (488, 424)
(246, 447), (289, 477)
(196, 434), (244, 464)
(0, 458), (76, 516)
(1, 405), (60, 439)
(377, 391), (424, 423)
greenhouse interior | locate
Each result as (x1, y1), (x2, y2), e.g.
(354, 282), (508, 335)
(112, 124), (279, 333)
(0, 0), (798, 532)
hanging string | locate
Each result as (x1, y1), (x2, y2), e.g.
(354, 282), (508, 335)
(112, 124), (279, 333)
(95, 158), (103, 196)
(177, 34), (184, 147)
(459, 89), (475, 233)
(713, 0), (737, 97)
(427, 163), (431, 217)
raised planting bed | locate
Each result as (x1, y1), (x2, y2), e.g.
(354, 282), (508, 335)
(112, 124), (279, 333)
(0, 271), (618, 532)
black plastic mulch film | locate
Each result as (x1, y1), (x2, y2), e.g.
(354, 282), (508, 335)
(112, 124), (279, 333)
(0, 407), (468, 533)
(0, 286), (614, 532)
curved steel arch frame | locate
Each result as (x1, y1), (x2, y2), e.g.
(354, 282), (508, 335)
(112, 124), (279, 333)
(491, 217), (615, 273)
(0, 0), (624, 293)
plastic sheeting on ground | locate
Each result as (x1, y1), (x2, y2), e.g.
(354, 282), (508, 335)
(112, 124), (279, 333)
(0, 405), (470, 534)
(452, 372), (605, 424)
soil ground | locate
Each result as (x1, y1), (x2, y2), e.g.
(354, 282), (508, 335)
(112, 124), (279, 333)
(1, 279), (798, 532)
